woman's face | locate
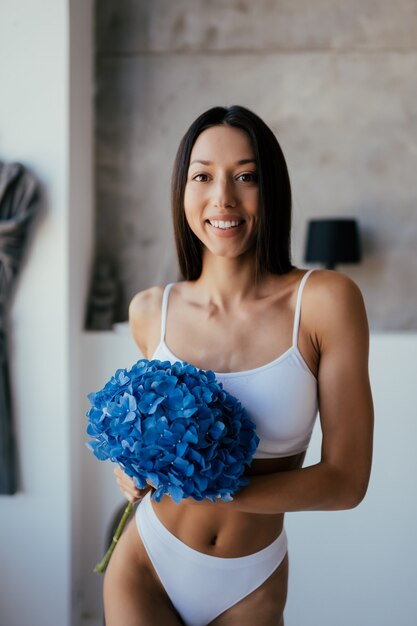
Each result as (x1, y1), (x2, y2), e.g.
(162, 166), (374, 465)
(184, 125), (259, 260)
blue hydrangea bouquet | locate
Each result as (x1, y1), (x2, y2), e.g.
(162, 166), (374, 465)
(86, 359), (259, 572)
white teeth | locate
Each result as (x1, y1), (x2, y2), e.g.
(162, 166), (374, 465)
(209, 220), (242, 229)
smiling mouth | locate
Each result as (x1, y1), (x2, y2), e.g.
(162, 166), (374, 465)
(206, 219), (244, 230)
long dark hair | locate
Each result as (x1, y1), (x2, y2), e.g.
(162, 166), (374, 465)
(171, 105), (293, 280)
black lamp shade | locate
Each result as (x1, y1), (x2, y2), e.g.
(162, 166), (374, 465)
(305, 218), (361, 270)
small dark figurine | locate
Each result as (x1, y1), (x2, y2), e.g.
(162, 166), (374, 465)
(86, 259), (118, 330)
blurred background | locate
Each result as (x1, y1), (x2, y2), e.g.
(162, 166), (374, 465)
(0, 1), (416, 625)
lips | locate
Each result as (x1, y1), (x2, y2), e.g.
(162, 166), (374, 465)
(207, 219), (244, 230)
(206, 214), (244, 222)
(206, 215), (245, 229)
(205, 218), (245, 237)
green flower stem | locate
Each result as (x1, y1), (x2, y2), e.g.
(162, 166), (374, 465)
(94, 501), (134, 574)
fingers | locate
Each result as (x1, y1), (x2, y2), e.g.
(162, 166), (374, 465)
(113, 466), (145, 503)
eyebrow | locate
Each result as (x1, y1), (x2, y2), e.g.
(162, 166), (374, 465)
(189, 158), (256, 166)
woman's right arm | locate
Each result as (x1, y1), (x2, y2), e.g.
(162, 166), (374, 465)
(114, 287), (164, 502)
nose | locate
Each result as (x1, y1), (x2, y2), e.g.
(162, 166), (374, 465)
(213, 175), (236, 208)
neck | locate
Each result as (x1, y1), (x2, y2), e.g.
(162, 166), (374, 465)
(194, 250), (263, 307)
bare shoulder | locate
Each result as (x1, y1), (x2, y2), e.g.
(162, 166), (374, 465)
(129, 286), (164, 319)
(128, 286), (164, 357)
(305, 269), (365, 310)
(304, 269), (369, 353)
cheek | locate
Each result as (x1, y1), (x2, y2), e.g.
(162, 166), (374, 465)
(183, 185), (194, 216)
(249, 189), (260, 214)
(184, 186), (204, 224)
(184, 184), (202, 207)
(183, 204), (199, 237)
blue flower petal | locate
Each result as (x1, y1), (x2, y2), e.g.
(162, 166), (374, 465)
(183, 429), (198, 445)
(122, 411), (137, 424)
(209, 421), (226, 441)
(173, 457), (189, 474)
(151, 376), (178, 395)
(176, 442), (188, 457)
(167, 484), (183, 503)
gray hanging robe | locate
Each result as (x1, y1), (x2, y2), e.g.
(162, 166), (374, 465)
(0, 162), (39, 494)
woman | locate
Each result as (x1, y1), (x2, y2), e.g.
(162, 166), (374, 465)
(104, 105), (374, 625)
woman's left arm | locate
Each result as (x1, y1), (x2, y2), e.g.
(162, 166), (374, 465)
(226, 272), (374, 515)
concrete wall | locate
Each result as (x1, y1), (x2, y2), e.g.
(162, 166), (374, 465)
(0, 1), (94, 625)
(95, 0), (417, 329)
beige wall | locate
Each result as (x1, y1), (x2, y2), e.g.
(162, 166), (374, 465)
(95, 0), (417, 329)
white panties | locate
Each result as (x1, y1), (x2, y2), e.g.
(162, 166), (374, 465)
(136, 492), (288, 626)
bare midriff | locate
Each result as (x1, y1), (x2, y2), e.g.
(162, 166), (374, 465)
(150, 451), (306, 558)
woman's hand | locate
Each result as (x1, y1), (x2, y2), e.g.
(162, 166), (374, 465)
(113, 466), (152, 503)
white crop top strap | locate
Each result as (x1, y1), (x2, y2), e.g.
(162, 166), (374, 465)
(292, 269), (315, 348)
(160, 282), (175, 341)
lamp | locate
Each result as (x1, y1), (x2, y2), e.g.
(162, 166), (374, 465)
(304, 218), (362, 271)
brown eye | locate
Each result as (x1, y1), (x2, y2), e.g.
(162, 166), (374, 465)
(193, 173), (209, 182)
(237, 172), (258, 183)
